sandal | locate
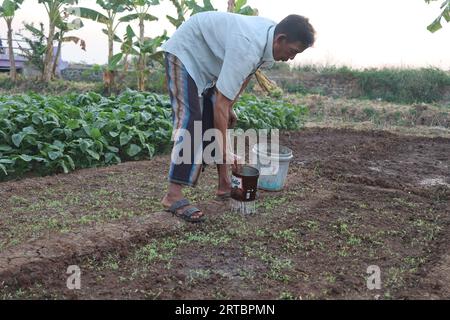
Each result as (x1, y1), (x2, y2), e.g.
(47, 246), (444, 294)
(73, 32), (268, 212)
(165, 199), (206, 223)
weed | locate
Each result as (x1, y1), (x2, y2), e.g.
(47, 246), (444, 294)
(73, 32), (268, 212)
(279, 291), (297, 300)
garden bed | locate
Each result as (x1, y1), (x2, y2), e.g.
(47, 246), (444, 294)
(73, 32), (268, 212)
(0, 128), (448, 299)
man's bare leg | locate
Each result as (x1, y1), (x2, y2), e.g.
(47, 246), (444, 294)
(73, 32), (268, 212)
(217, 163), (231, 196)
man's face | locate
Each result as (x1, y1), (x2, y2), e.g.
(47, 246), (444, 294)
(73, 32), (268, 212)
(273, 35), (307, 62)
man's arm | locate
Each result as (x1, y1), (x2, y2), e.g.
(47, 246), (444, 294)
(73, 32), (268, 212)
(228, 76), (252, 128)
(232, 76), (252, 105)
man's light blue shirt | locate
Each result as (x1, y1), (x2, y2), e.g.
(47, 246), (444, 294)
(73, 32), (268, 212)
(162, 11), (276, 100)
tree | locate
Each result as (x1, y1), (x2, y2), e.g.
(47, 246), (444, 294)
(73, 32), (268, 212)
(185, 0), (215, 15)
(52, 12), (85, 77)
(38, 0), (79, 82)
(166, 0), (216, 28)
(68, 0), (132, 94)
(17, 23), (47, 75)
(227, 0), (257, 15)
(227, 0), (234, 12)
(119, 24), (135, 79)
(115, 24), (167, 90)
(121, 0), (160, 91)
(426, 0), (450, 32)
(0, 0), (24, 82)
(166, 0), (188, 28)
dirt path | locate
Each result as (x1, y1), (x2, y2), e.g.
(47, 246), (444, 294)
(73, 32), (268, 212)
(0, 128), (448, 299)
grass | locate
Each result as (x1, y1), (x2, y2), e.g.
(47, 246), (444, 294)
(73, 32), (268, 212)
(258, 196), (289, 211)
(303, 220), (320, 232)
(289, 66), (450, 104)
(384, 267), (407, 289)
(0, 186), (162, 250)
(1, 164), (226, 251)
(2, 186), (446, 299)
(0, 74), (103, 95)
(274, 228), (305, 253)
(74, 197), (307, 288)
(356, 68), (450, 104)
(0, 184), (441, 297)
(274, 228), (299, 242)
(0, 67), (167, 96)
(244, 244), (294, 283)
(134, 242), (175, 264)
(184, 231), (232, 246)
(289, 93), (450, 138)
(279, 291), (298, 300)
(323, 272), (337, 284)
(187, 269), (212, 283)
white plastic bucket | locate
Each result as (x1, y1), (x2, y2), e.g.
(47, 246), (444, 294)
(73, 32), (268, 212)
(251, 143), (293, 191)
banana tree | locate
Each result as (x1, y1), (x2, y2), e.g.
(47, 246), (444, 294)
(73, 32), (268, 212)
(138, 31), (167, 65)
(166, 0), (188, 28)
(166, 0), (216, 28)
(52, 13), (85, 77)
(68, 0), (132, 93)
(121, 0), (160, 91)
(118, 25), (136, 81)
(114, 25), (167, 90)
(0, 0), (24, 82)
(185, 0), (215, 15)
(38, 0), (79, 82)
(17, 23), (47, 74)
(426, 0), (450, 32)
(227, 0), (256, 15)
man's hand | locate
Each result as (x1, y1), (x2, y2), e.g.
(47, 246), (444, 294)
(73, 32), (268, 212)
(228, 109), (237, 129)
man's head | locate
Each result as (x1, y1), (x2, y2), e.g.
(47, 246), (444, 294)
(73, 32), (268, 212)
(273, 15), (316, 62)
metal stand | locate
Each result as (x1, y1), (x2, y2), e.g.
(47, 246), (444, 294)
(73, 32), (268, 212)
(230, 198), (257, 215)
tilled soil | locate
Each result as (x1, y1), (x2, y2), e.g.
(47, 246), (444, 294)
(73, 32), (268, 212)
(0, 128), (449, 299)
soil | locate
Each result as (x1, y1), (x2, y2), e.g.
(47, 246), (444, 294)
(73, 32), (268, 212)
(0, 128), (449, 300)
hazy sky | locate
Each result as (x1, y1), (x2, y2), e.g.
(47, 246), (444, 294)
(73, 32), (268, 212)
(4, 0), (450, 69)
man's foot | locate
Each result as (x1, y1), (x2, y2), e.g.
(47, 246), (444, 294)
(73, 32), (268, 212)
(216, 164), (231, 200)
(215, 186), (232, 201)
(161, 194), (205, 221)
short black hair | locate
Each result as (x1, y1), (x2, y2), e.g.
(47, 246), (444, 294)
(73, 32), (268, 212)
(275, 15), (316, 48)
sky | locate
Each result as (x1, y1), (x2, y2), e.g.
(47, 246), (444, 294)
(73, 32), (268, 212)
(3, 0), (450, 69)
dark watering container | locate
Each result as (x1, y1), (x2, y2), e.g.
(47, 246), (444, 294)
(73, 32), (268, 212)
(230, 165), (260, 215)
